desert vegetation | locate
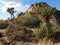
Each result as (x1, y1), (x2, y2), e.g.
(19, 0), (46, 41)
(0, 20), (8, 29)
(0, 2), (60, 45)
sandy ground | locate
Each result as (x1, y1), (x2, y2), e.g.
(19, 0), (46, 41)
(0, 42), (60, 45)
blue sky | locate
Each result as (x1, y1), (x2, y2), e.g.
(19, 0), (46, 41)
(0, 0), (60, 20)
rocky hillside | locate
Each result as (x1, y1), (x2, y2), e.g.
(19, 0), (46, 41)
(17, 2), (60, 31)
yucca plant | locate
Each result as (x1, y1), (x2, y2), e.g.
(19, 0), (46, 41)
(39, 6), (56, 32)
(34, 26), (45, 39)
(40, 6), (56, 20)
(34, 25), (57, 40)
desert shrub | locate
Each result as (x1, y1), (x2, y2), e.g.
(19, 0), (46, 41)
(0, 20), (8, 29)
(17, 13), (40, 28)
(35, 26), (57, 39)
(5, 22), (35, 42)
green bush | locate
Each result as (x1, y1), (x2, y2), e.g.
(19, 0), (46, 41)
(35, 26), (57, 39)
(17, 13), (40, 28)
(0, 21), (8, 29)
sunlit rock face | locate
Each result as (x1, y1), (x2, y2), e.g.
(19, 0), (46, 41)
(27, 2), (49, 14)
(28, 6), (37, 14)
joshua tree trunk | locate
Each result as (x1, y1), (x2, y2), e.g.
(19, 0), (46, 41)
(11, 14), (12, 20)
(11, 14), (14, 20)
(13, 14), (14, 19)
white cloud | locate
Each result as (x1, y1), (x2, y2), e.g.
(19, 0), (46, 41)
(0, 0), (30, 20)
(0, 0), (29, 2)
(0, 0), (29, 1)
(0, 1), (30, 13)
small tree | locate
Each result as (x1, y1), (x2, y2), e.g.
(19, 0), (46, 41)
(7, 7), (16, 20)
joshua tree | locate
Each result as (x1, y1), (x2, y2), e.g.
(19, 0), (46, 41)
(39, 6), (56, 30)
(7, 7), (16, 20)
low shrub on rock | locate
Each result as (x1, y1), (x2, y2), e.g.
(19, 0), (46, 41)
(17, 13), (40, 28)
(0, 20), (8, 29)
